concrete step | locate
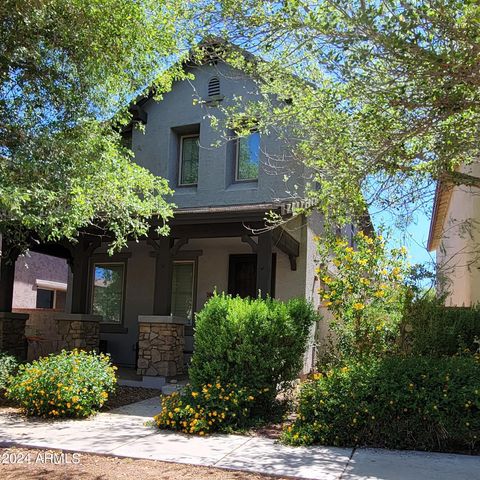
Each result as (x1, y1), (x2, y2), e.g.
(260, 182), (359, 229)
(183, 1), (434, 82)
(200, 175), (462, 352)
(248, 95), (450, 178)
(161, 380), (188, 396)
(117, 375), (166, 389)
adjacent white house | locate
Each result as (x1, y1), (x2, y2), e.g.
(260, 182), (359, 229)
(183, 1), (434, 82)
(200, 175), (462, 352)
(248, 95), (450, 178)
(428, 163), (480, 306)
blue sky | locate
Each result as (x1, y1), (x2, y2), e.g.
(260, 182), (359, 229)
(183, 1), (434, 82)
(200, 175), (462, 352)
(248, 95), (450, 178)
(372, 207), (436, 269)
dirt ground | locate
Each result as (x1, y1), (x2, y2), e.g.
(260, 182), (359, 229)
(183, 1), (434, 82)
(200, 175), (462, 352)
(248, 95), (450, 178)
(100, 385), (162, 411)
(0, 447), (292, 480)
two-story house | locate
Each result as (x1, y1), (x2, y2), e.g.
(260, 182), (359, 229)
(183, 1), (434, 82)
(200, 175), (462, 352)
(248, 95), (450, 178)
(1, 49), (326, 382)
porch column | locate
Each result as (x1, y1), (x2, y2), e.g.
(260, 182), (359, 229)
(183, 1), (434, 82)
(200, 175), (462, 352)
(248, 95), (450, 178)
(0, 236), (28, 359)
(256, 231), (273, 298)
(152, 237), (173, 315)
(0, 245), (16, 313)
(69, 238), (99, 314)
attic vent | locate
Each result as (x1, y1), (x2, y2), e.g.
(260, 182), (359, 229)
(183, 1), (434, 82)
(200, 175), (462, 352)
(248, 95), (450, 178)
(208, 77), (220, 97)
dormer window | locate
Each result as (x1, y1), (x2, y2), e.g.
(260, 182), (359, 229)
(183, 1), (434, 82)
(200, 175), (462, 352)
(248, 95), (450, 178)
(208, 77), (221, 97)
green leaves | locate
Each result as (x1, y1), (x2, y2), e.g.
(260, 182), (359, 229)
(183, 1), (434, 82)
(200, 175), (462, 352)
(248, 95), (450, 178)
(1, 0), (193, 250)
(283, 356), (480, 452)
(199, 0), (480, 227)
(190, 293), (318, 397)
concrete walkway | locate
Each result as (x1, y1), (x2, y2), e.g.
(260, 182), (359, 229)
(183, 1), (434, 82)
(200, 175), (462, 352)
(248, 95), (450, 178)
(1, 396), (479, 479)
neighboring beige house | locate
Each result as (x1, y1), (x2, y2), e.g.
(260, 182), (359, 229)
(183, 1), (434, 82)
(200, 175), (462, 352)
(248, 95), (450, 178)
(12, 252), (68, 358)
(13, 252), (68, 312)
(428, 163), (480, 306)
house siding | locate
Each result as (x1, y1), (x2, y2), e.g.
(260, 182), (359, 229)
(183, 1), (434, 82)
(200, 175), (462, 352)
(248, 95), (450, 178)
(435, 163), (480, 306)
(131, 61), (304, 209)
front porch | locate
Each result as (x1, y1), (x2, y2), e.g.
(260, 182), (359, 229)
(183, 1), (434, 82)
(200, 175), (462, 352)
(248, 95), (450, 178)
(0, 204), (304, 383)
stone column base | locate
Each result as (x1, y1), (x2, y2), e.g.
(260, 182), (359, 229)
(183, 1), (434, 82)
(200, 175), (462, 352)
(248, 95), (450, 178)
(137, 315), (186, 377)
(54, 313), (101, 352)
(0, 312), (28, 360)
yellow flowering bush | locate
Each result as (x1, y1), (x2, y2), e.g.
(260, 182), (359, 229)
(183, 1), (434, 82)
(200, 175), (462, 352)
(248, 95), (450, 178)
(283, 356), (480, 453)
(6, 349), (117, 418)
(317, 230), (408, 359)
(154, 381), (262, 435)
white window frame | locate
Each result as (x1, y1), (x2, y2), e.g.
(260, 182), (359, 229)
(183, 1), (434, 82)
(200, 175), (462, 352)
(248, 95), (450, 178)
(171, 260), (196, 326)
(235, 131), (260, 182)
(91, 262), (125, 324)
(178, 134), (200, 186)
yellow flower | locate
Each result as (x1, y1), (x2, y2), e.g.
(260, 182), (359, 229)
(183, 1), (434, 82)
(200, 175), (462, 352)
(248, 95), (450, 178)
(353, 303), (365, 310)
(191, 391), (199, 398)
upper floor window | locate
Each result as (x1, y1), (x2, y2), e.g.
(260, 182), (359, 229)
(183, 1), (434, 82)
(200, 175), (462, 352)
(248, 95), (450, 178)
(208, 77), (220, 97)
(236, 130), (260, 181)
(179, 134), (199, 186)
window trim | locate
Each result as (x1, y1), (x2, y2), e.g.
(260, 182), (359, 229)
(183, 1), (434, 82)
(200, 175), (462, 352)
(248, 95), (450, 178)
(234, 131), (260, 182)
(171, 259), (197, 327)
(90, 261), (127, 325)
(178, 134), (200, 187)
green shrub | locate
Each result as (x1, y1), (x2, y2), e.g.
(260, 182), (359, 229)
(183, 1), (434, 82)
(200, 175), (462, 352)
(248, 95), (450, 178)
(283, 356), (480, 453)
(6, 349), (117, 418)
(154, 381), (264, 435)
(190, 294), (318, 405)
(0, 352), (18, 390)
(403, 296), (480, 356)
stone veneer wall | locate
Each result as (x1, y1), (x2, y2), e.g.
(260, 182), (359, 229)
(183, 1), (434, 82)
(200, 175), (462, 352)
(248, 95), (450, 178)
(13, 308), (60, 360)
(56, 317), (100, 353)
(137, 321), (184, 377)
(0, 313), (28, 360)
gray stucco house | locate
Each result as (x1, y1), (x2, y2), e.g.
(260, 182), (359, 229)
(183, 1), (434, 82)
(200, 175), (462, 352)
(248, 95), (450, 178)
(0, 48), (328, 381)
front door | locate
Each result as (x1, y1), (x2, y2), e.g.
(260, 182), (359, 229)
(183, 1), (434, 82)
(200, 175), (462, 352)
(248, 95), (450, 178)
(228, 254), (276, 298)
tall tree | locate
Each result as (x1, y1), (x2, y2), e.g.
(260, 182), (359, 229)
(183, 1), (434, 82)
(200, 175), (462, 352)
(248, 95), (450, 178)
(1, 0), (193, 255)
(199, 0), (480, 227)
